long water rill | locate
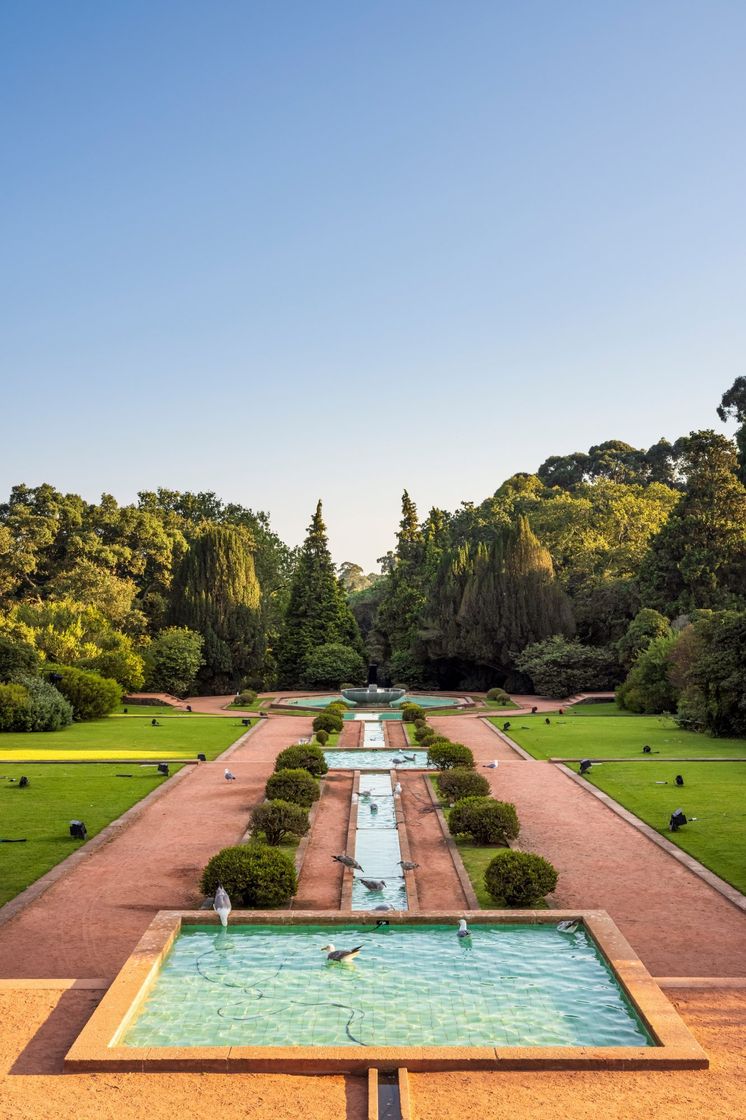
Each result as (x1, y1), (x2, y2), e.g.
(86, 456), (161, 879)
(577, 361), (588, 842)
(350, 722), (408, 911)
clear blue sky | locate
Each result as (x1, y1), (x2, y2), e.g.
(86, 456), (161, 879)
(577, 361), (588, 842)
(2, 1), (744, 569)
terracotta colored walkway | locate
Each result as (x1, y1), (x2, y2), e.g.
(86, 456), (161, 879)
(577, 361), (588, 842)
(0, 716), (311, 980)
(430, 716), (746, 977)
(294, 772), (352, 909)
(385, 719), (408, 750)
(399, 773), (470, 909)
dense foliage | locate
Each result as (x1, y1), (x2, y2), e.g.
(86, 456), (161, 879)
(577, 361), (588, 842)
(435, 769), (490, 802)
(264, 768), (320, 807)
(274, 743), (329, 777)
(200, 843), (297, 907)
(48, 665), (122, 720)
(250, 799), (310, 846)
(483, 849), (558, 906)
(448, 796), (520, 845)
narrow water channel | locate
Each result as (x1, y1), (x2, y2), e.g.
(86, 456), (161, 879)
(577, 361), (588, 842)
(351, 744), (408, 912)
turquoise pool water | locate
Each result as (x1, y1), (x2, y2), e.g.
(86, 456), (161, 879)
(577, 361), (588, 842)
(123, 923), (653, 1049)
(352, 772), (407, 912)
(323, 749), (433, 770)
(283, 694), (457, 713)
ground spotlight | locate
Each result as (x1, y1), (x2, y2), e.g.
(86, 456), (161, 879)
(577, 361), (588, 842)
(669, 809), (687, 832)
(69, 820), (87, 840)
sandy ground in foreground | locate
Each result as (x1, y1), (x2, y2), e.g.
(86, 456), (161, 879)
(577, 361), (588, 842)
(0, 987), (744, 1120)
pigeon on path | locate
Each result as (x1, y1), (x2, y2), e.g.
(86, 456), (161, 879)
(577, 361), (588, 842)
(224, 768), (237, 781)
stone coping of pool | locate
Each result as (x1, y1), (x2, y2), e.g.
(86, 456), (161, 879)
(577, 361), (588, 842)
(64, 909), (707, 1073)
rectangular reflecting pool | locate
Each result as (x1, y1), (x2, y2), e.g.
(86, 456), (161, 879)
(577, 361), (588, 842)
(65, 910), (708, 1072)
(324, 749), (433, 769)
(122, 922), (651, 1049)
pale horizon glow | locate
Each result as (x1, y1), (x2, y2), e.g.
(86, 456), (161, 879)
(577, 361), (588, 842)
(2, 2), (745, 569)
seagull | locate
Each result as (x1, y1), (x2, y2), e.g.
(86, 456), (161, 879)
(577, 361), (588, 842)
(321, 943), (363, 962)
(332, 853), (363, 870)
(369, 801), (378, 813)
(224, 768), (236, 781)
(359, 878), (386, 890)
(483, 760), (499, 769)
(557, 920), (579, 934)
(398, 860), (419, 871)
(360, 789), (372, 798)
(403, 753), (417, 762)
(213, 885), (232, 927)
(457, 919), (471, 938)
(394, 782), (402, 796)
(391, 757), (406, 765)
(374, 904), (396, 912)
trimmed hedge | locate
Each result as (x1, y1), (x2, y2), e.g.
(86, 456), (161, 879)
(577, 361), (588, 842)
(413, 725), (434, 743)
(312, 712), (343, 734)
(427, 741), (475, 770)
(236, 689), (258, 707)
(448, 796), (519, 845)
(486, 687), (511, 703)
(250, 799), (310, 846)
(401, 704), (425, 723)
(484, 850), (558, 906)
(48, 665), (122, 720)
(436, 769), (490, 803)
(315, 729), (329, 746)
(200, 843), (297, 907)
(274, 743), (328, 777)
(265, 768), (320, 807)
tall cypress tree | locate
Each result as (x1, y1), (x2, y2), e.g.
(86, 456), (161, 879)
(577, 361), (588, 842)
(168, 525), (261, 693)
(277, 501), (364, 687)
(375, 491), (429, 679)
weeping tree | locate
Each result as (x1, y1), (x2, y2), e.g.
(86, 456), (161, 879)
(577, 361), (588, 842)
(423, 515), (575, 684)
(277, 501), (364, 687)
(168, 525), (261, 692)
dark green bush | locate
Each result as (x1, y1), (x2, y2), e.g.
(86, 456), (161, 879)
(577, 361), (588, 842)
(448, 796), (519, 845)
(484, 849), (558, 906)
(236, 689), (258, 707)
(48, 665), (122, 720)
(413, 717), (427, 729)
(401, 704), (424, 723)
(265, 768), (320, 807)
(326, 700), (347, 713)
(250, 799), (310, 845)
(312, 712), (343, 734)
(0, 636), (39, 682)
(200, 843), (297, 907)
(486, 687), (511, 703)
(274, 743), (328, 777)
(427, 741), (474, 770)
(0, 682), (31, 731)
(436, 769), (490, 802)
(413, 725), (433, 743)
(315, 728), (329, 746)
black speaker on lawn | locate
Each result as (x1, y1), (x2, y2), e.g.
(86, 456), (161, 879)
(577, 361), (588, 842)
(157, 763), (169, 776)
(69, 820), (87, 840)
(669, 809), (687, 832)
(579, 759), (592, 775)
(197, 753), (206, 762)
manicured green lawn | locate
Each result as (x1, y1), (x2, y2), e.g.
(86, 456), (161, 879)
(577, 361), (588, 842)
(451, 836), (503, 907)
(585, 761), (746, 894)
(0, 762), (182, 906)
(0, 716), (253, 761)
(117, 704), (193, 716)
(498, 713), (746, 760)
(483, 699), (519, 710)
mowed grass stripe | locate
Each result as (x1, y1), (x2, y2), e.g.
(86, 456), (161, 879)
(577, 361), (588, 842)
(0, 763), (180, 906)
(497, 712), (746, 760)
(0, 715), (253, 761)
(584, 760), (746, 895)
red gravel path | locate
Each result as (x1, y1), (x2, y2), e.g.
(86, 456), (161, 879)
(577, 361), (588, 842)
(385, 720), (408, 750)
(430, 716), (746, 977)
(294, 772), (352, 909)
(399, 773), (470, 909)
(0, 716), (311, 980)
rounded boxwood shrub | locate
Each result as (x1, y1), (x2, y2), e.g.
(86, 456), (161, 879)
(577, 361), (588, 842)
(315, 728), (329, 746)
(486, 687), (511, 703)
(427, 741), (474, 770)
(448, 796), (519, 845)
(484, 849), (558, 906)
(326, 700), (347, 712)
(401, 704), (424, 723)
(312, 712), (343, 734)
(265, 767), (320, 807)
(200, 843), (297, 907)
(274, 743), (328, 777)
(250, 799), (310, 846)
(413, 725), (433, 743)
(48, 665), (122, 721)
(413, 717), (427, 729)
(236, 689), (258, 707)
(436, 769), (490, 803)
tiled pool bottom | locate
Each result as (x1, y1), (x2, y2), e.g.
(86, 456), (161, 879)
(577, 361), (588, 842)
(123, 922), (652, 1049)
(324, 749), (433, 769)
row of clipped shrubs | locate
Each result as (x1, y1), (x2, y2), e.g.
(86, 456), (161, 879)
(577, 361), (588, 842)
(407, 708), (559, 907)
(200, 735), (333, 909)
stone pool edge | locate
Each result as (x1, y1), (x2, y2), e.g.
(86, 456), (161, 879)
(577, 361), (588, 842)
(64, 909), (708, 1073)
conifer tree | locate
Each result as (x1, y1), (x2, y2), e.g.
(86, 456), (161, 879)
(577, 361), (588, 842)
(168, 525), (261, 692)
(277, 502), (364, 687)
